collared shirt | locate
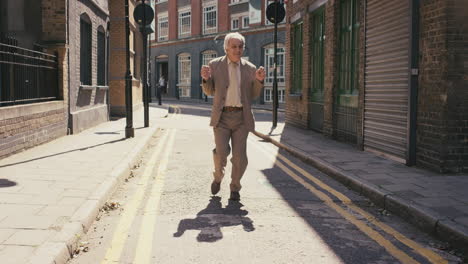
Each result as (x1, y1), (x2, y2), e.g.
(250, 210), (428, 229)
(225, 58), (242, 107)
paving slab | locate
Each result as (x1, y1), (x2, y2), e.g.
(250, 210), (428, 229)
(0, 107), (168, 264)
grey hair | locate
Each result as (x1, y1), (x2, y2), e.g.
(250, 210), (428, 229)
(223, 32), (245, 52)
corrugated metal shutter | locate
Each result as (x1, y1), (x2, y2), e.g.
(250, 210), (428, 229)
(364, 0), (410, 162)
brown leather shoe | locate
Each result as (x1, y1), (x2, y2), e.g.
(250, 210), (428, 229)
(229, 191), (240, 201)
(211, 181), (221, 195)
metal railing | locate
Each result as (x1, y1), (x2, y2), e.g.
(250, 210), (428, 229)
(0, 35), (59, 107)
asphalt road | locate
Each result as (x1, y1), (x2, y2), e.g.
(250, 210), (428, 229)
(67, 103), (463, 264)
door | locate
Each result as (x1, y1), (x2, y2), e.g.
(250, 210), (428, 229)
(308, 7), (325, 132)
(363, 0), (411, 162)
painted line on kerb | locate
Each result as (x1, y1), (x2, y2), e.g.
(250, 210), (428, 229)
(133, 128), (176, 264)
(250, 139), (422, 264)
(273, 149), (448, 264)
(101, 129), (172, 264)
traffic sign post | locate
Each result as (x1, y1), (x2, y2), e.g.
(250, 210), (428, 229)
(266, 1), (286, 128)
(134, 1), (154, 128)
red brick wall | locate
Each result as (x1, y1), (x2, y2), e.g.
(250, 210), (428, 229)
(418, 0), (468, 172)
(218, 1), (229, 33)
(192, 0), (202, 36)
(284, 0), (309, 129)
(169, 0), (178, 40)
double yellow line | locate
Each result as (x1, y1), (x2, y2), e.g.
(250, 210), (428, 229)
(101, 128), (176, 264)
(250, 138), (448, 264)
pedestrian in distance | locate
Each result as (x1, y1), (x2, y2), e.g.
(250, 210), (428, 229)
(158, 75), (166, 94)
(200, 32), (266, 201)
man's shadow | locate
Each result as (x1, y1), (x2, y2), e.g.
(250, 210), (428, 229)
(173, 196), (255, 242)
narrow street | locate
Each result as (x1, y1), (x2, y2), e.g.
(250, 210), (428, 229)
(67, 104), (462, 264)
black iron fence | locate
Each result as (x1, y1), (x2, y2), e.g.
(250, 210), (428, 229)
(0, 35), (59, 107)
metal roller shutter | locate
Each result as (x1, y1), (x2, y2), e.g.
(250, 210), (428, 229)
(364, 0), (411, 162)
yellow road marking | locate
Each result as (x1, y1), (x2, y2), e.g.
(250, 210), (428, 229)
(133, 129), (176, 264)
(274, 150), (448, 264)
(101, 129), (171, 264)
(251, 140), (422, 264)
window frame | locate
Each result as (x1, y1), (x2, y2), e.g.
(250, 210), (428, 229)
(178, 8), (191, 38)
(158, 13), (169, 41)
(231, 17), (240, 30)
(80, 17), (92, 86)
(290, 21), (303, 95)
(242, 16), (250, 28)
(97, 28), (106, 86)
(203, 3), (217, 35)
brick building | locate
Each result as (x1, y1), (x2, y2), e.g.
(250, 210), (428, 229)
(284, 0), (467, 173)
(108, 0), (144, 117)
(150, 0), (286, 104)
(68, 0), (110, 133)
(0, 0), (110, 158)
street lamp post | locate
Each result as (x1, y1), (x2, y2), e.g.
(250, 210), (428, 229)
(125, 0), (134, 138)
(266, 0), (285, 128)
(141, 0), (149, 127)
(134, 0), (154, 127)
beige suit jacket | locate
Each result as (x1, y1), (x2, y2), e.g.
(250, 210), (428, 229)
(202, 56), (263, 132)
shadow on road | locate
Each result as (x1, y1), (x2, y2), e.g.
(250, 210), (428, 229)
(173, 196), (255, 242)
(0, 138), (126, 169)
(0, 178), (17, 188)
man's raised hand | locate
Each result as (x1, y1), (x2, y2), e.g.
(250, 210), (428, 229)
(201, 65), (211, 81)
(255, 66), (266, 82)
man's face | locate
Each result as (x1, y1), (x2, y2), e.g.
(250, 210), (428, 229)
(225, 38), (244, 63)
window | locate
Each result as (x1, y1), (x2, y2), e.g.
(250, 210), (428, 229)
(201, 50), (217, 98)
(264, 46), (285, 84)
(242, 16), (249, 28)
(97, 28), (106, 86)
(80, 17), (92, 85)
(263, 44), (286, 103)
(231, 18), (239, 30)
(178, 9), (191, 38)
(158, 14), (168, 41)
(202, 50), (217, 66)
(203, 3), (217, 35)
(291, 21), (303, 94)
(337, 0), (359, 102)
(178, 53), (191, 97)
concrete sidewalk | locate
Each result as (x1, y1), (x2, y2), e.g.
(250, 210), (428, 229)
(253, 120), (468, 254)
(0, 107), (168, 264)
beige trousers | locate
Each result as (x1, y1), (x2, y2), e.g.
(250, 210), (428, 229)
(212, 111), (249, 192)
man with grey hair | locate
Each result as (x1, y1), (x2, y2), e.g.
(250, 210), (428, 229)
(201, 32), (266, 201)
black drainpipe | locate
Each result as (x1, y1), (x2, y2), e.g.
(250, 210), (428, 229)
(407, 0), (420, 166)
(66, 0), (72, 134)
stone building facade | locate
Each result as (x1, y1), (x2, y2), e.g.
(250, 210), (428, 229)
(285, 0), (467, 173)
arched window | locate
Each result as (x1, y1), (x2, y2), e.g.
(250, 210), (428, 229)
(263, 43), (286, 102)
(201, 50), (217, 66)
(80, 14), (92, 85)
(177, 53), (191, 97)
(97, 26), (106, 86)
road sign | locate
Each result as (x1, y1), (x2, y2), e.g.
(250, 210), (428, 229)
(266, 2), (286, 24)
(133, 3), (154, 26)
